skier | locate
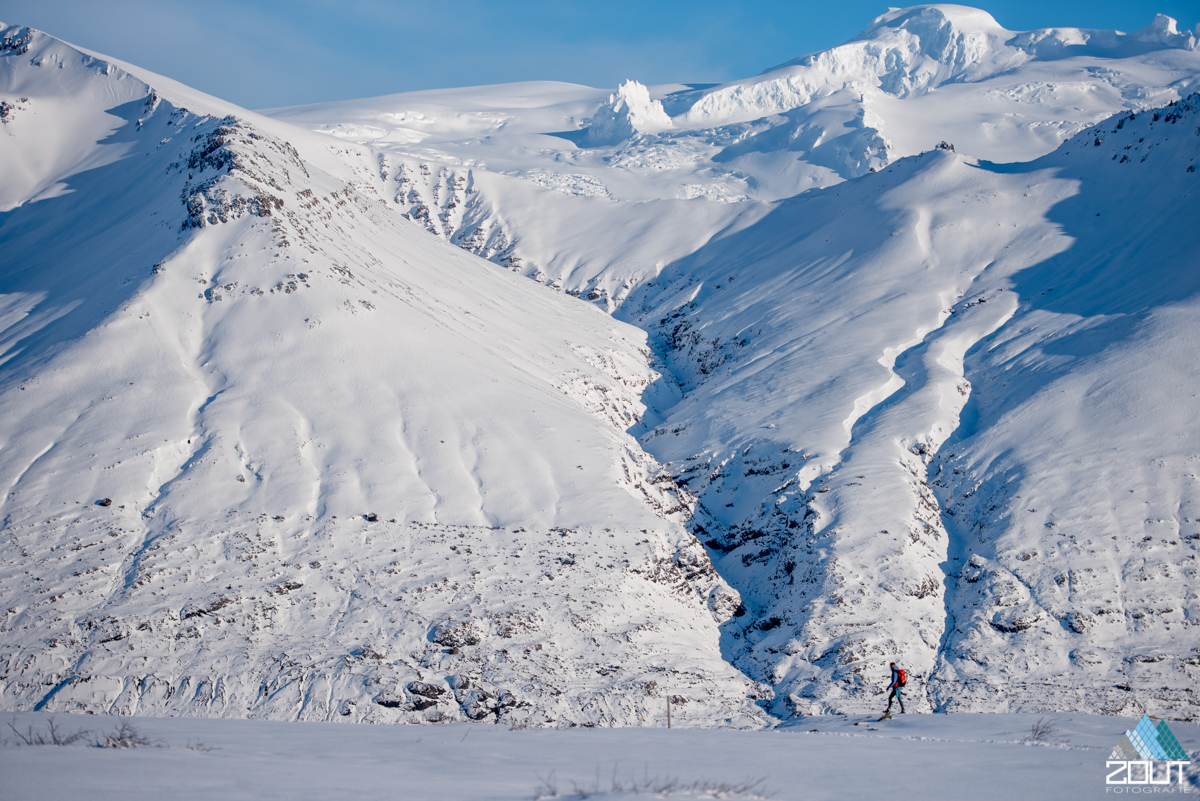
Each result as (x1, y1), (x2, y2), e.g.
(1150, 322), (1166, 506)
(883, 661), (906, 718)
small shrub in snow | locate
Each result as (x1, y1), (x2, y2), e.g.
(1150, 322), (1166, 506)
(100, 720), (155, 749)
(534, 768), (772, 799)
(1023, 717), (1064, 745)
(6, 716), (91, 746)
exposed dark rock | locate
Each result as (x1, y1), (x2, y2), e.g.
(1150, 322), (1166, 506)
(406, 681), (445, 699)
(430, 619), (481, 648)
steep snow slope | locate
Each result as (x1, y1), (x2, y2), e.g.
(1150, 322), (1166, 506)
(621, 97), (1200, 718)
(930, 100), (1200, 715)
(0, 23), (768, 726)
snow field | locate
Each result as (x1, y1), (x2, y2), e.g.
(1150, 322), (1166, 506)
(1, 710), (1197, 800)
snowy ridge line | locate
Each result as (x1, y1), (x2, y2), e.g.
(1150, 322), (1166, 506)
(259, 2), (1200, 311)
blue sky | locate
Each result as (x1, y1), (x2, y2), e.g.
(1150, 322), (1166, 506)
(1, 0), (1196, 109)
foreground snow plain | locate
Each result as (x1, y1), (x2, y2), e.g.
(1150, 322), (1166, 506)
(3, 710), (1197, 799)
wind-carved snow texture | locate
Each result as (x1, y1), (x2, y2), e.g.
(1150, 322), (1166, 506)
(2, 5), (1200, 727)
(0, 24), (769, 727)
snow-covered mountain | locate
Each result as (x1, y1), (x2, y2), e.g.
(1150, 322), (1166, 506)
(623, 100), (1200, 719)
(0, 23), (766, 727)
(1, 4), (1199, 725)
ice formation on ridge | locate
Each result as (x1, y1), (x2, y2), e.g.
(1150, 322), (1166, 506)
(587, 80), (673, 146)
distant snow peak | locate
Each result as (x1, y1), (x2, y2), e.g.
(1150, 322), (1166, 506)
(1009, 12), (1196, 59)
(586, 80), (672, 146)
(685, 5), (1198, 129)
(1134, 13), (1196, 48)
(862, 4), (1194, 56)
(862, 3), (1005, 39)
(682, 5), (1023, 127)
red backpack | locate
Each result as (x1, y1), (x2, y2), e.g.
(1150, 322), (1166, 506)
(896, 669), (906, 687)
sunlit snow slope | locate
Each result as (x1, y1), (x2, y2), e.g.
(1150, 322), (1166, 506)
(0, 24), (767, 727)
